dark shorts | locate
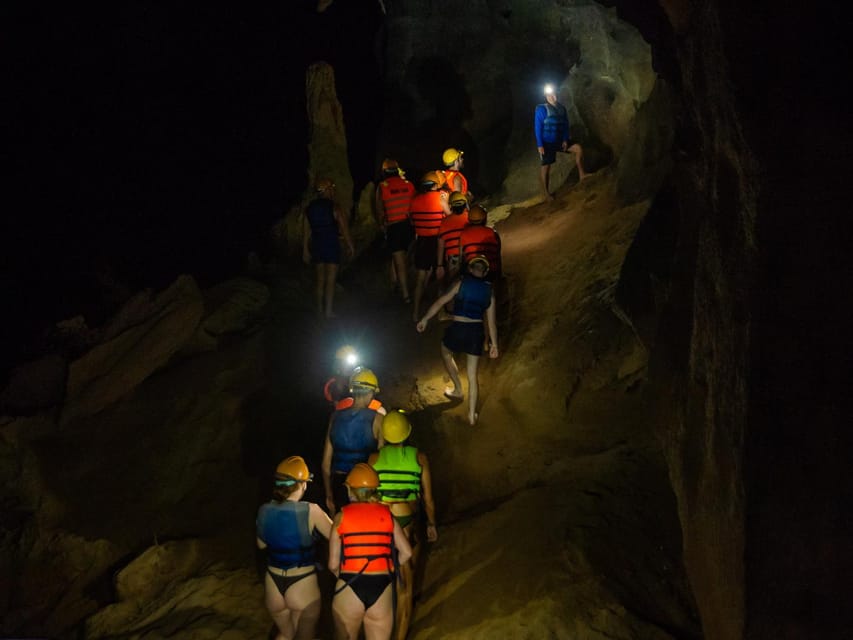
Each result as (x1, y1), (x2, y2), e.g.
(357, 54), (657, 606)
(414, 236), (439, 270)
(386, 220), (413, 254)
(442, 321), (485, 356)
(311, 234), (341, 264)
(540, 140), (575, 166)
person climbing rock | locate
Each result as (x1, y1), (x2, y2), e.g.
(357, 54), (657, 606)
(534, 84), (587, 198)
(441, 147), (471, 200)
(256, 456), (333, 640)
(375, 158), (415, 304)
(322, 368), (385, 514)
(409, 171), (450, 322)
(328, 463), (412, 640)
(416, 255), (499, 425)
(459, 204), (502, 282)
(368, 410), (437, 640)
(303, 177), (355, 319)
(436, 191), (470, 289)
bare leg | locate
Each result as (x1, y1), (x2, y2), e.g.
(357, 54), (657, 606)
(441, 344), (463, 398)
(539, 164), (553, 199)
(324, 263), (339, 318)
(413, 269), (429, 321)
(466, 353), (481, 425)
(313, 264), (324, 316)
(286, 578), (323, 640)
(332, 584), (366, 640)
(568, 143), (588, 179)
(392, 251), (409, 301)
(264, 574), (295, 640)
(362, 584), (394, 640)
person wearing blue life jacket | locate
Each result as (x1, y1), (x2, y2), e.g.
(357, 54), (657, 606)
(534, 84), (587, 199)
(322, 368), (385, 515)
(303, 177), (355, 319)
(417, 255), (499, 425)
(256, 456), (333, 640)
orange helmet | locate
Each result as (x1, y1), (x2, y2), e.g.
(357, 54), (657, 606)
(275, 456), (313, 485)
(421, 171), (445, 189)
(345, 462), (380, 488)
(315, 177), (334, 193)
(468, 204), (488, 224)
(381, 158), (399, 174)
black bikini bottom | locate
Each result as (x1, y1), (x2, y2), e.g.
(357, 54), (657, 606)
(339, 572), (392, 609)
(268, 568), (317, 596)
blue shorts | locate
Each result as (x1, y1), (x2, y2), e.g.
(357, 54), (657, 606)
(442, 321), (485, 356)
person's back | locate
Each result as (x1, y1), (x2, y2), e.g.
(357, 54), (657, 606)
(409, 189), (445, 238)
(377, 174), (415, 226)
(305, 196), (338, 241)
(329, 405), (379, 475)
(460, 224), (501, 278)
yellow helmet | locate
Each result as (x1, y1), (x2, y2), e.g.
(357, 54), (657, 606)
(275, 456), (313, 485)
(345, 462), (380, 488)
(382, 410), (412, 444)
(442, 147), (463, 167)
(449, 191), (468, 208)
(350, 367), (380, 393)
(468, 204), (488, 224)
(421, 171), (445, 189)
(468, 254), (490, 275)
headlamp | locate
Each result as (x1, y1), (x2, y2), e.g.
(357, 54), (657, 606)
(544, 84), (555, 96)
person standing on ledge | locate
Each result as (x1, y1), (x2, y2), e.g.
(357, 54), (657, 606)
(534, 84), (587, 199)
(303, 177), (354, 319)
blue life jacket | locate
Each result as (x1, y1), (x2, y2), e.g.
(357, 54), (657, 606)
(256, 501), (315, 569)
(452, 276), (492, 319)
(306, 198), (338, 236)
(330, 407), (379, 473)
(541, 102), (568, 144)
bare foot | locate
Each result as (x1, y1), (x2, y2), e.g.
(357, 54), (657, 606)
(468, 412), (479, 426)
(444, 387), (463, 400)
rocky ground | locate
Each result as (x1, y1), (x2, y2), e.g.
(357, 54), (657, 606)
(1, 168), (700, 638)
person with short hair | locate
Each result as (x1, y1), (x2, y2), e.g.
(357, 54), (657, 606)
(257, 456), (333, 640)
(535, 85), (587, 198)
(417, 256), (499, 425)
(329, 463), (412, 640)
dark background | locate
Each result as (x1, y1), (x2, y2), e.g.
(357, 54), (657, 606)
(3, 1), (385, 375)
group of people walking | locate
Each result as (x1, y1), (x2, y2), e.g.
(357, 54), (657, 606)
(256, 363), (436, 640)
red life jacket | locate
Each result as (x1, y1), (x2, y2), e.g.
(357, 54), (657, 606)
(377, 176), (415, 224)
(334, 397), (385, 414)
(438, 212), (469, 258)
(409, 191), (445, 237)
(460, 225), (502, 274)
(443, 170), (468, 195)
(338, 502), (395, 574)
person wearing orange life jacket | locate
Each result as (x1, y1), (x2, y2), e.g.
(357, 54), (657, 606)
(323, 345), (359, 407)
(441, 147), (472, 201)
(417, 255), (498, 426)
(409, 171), (450, 322)
(256, 456), (333, 640)
(375, 158), (415, 304)
(328, 463), (412, 640)
(322, 368), (385, 515)
(436, 191), (470, 288)
(459, 204), (502, 282)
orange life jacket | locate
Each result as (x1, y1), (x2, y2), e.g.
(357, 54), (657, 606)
(443, 170), (468, 195)
(377, 176), (415, 224)
(409, 191), (445, 237)
(334, 397), (385, 414)
(338, 502), (395, 574)
(438, 212), (469, 258)
(460, 225), (502, 274)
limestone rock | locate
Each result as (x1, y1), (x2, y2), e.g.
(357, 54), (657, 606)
(0, 353), (67, 415)
(188, 277), (270, 351)
(61, 275), (204, 424)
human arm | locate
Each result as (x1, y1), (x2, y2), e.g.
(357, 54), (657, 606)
(309, 502), (334, 540)
(392, 519), (413, 566)
(256, 537), (267, 550)
(418, 452), (438, 542)
(486, 293), (498, 359)
(373, 411), (385, 450)
(534, 104), (545, 149)
(440, 191), (451, 215)
(322, 417), (335, 514)
(302, 215), (311, 264)
(335, 205), (355, 258)
(328, 512), (343, 576)
(417, 281), (461, 331)
(436, 236), (446, 278)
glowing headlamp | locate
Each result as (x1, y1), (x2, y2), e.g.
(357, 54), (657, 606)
(544, 84), (555, 96)
(345, 352), (358, 366)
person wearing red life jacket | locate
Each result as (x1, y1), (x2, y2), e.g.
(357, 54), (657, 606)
(459, 204), (502, 282)
(408, 171), (450, 322)
(375, 158), (415, 304)
(328, 463), (412, 640)
(436, 191), (470, 288)
(441, 147), (472, 201)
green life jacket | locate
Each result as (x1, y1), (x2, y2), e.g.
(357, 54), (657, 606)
(374, 445), (422, 503)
